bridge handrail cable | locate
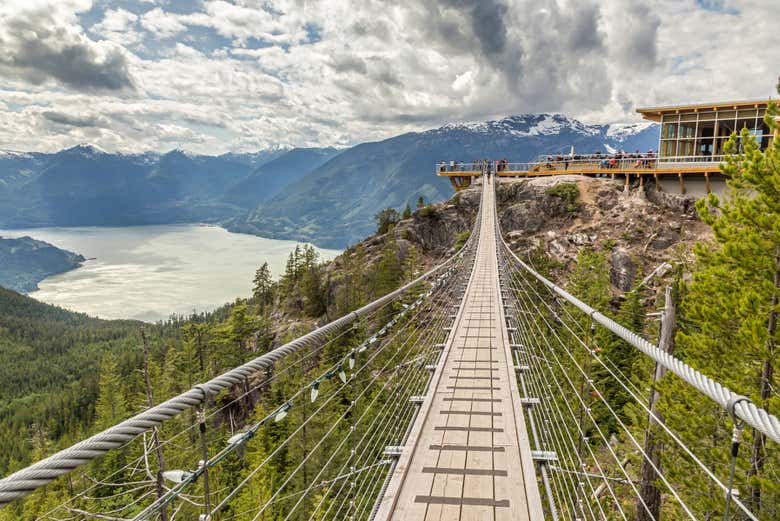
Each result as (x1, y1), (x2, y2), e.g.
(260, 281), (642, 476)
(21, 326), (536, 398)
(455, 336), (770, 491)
(0, 209), (483, 508)
(496, 209), (780, 445)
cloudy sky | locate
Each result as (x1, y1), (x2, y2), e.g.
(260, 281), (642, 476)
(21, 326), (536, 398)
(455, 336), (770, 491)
(0, 0), (777, 154)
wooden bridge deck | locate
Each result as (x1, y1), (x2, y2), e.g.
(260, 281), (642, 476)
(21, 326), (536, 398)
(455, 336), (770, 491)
(374, 175), (544, 520)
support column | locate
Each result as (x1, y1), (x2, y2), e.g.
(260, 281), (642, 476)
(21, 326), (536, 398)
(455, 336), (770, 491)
(704, 172), (711, 194)
(678, 173), (686, 194)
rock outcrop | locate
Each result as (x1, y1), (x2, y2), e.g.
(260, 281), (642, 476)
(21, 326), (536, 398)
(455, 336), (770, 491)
(496, 175), (710, 294)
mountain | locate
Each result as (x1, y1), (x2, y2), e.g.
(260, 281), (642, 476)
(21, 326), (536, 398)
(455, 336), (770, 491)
(0, 236), (85, 293)
(0, 284), (142, 477)
(227, 114), (658, 248)
(222, 147), (341, 209)
(0, 145), (283, 227)
(0, 115), (657, 247)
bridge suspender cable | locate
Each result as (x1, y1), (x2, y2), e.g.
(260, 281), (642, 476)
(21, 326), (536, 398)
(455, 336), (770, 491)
(495, 207), (780, 445)
(0, 219), (481, 508)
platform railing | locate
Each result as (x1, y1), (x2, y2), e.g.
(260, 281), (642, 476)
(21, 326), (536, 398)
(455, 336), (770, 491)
(436, 154), (727, 176)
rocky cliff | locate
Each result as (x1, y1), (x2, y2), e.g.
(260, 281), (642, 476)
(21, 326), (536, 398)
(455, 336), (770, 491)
(495, 175), (709, 293)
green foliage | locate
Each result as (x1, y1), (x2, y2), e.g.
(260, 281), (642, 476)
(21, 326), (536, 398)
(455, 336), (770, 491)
(416, 195), (425, 209)
(375, 233), (403, 296)
(591, 285), (645, 434)
(0, 286), (142, 476)
(0, 193), (435, 519)
(94, 353), (130, 430)
(374, 208), (400, 235)
(567, 248), (611, 310)
(252, 262), (274, 310)
(402, 203), (412, 219)
(454, 231), (470, 251)
(417, 205), (436, 218)
(663, 91), (780, 518)
(0, 236), (84, 293)
(545, 182), (580, 212)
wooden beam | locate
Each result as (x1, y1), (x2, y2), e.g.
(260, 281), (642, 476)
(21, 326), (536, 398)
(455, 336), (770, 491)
(704, 172), (711, 194)
(654, 172), (660, 192)
(678, 172), (686, 194)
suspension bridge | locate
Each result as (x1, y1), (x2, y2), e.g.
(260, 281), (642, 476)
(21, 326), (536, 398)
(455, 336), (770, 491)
(0, 173), (778, 520)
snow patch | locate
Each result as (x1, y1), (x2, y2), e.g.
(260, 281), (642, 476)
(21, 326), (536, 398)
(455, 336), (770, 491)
(0, 150), (33, 159)
(606, 122), (655, 140)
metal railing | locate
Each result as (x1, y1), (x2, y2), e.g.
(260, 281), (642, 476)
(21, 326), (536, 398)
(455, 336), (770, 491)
(436, 154), (727, 176)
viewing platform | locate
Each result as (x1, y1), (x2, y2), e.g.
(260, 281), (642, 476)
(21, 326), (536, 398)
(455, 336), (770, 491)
(440, 97), (777, 193)
(437, 156), (726, 194)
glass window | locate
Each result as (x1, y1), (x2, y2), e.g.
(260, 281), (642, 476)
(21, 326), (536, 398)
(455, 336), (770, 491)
(698, 111), (717, 121)
(661, 140), (676, 158)
(697, 121), (716, 138)
(717, 117), (736, 136)
(680, 113), (698, 122)
(717, 110), (737, 120)
(679, 122), (696, 138)
(678, 139), (695, 156)
(699, 140), (714, 158)
(738, 108), (758, 119)
(735, 118), (757, 130)
(662, 123), (677, 139)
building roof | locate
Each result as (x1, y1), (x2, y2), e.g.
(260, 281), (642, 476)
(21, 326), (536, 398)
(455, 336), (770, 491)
(636, 98), (774, 122)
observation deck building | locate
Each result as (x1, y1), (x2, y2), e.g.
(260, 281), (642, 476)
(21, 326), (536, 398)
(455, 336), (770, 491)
(438, 98), (778, 195)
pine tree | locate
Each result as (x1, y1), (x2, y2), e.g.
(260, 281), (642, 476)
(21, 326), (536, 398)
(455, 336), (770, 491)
(416, 195), (425, 209)
(253, 262), (274, 310)
(402, 203), (412, 219)
(335, 245), (366, 315)
(591, 284), (645, 434)
(375, 208), (400, 235)
(92, 354), (131, 501)
(94, 353), (129, 431)
(663, 89), (780, 518)
(301, 251), (326, 317)
(181, 322), (211, 377)
(375, 231), (403, 297)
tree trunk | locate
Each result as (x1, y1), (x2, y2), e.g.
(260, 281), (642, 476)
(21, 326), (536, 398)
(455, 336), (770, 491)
(748, 244), (780, 514)
(142, 329), (168, 521)
(638, 286), (676, 521)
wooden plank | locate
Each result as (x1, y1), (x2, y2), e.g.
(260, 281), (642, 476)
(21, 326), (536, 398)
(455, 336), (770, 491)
(374, 175), (543, 521)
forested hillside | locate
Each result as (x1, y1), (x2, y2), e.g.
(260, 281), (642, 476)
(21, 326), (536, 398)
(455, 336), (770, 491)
(2, 101), (778, 520)
(0, 192), (477, 519)
(0, 236), (84, 292)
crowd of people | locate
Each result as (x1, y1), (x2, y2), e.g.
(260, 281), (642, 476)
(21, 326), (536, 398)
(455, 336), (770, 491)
(539, 149), (658, 170)
(438, 149), (659, 174)
(437, 150), (658, 174)
(437, 158), (510, 173)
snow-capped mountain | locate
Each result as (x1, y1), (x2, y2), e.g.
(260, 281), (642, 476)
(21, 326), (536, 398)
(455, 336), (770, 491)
(230, 113), (659, 248)
(429, 113), (657, 152)
(1, 112), (659, 247)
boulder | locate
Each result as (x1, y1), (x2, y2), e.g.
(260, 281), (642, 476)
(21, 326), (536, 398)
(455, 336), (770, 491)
(610, 248), (636, 291)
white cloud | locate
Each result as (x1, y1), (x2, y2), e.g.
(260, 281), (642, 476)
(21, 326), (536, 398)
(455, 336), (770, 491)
(0, 0), (777, 154)
(140, 7), (189, 39)
(0, 0), (134, 92)
(92, 8), (142, 45)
